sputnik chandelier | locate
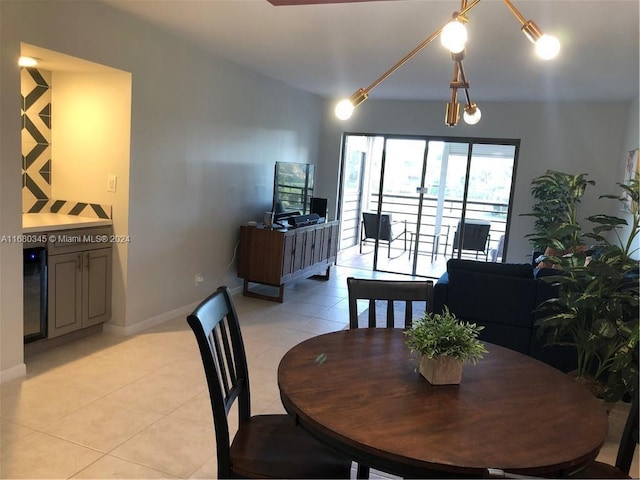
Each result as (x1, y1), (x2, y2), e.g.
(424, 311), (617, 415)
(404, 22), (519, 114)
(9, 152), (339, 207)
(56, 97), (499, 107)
(335, 0), (560, 126)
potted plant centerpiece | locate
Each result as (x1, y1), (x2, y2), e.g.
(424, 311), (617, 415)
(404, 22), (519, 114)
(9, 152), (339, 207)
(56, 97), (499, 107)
(405, 307), (488, 385)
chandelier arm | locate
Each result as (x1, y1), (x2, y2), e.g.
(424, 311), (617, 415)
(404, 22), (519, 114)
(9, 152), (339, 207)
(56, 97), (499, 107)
(363, 0), (481, 94)
(457, 61), (473, 105)
(502, 0), (527, 26)
(463, 87), (472, 106)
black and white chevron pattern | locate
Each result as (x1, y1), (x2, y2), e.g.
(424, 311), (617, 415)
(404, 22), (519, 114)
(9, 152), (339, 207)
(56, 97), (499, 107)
(20, 67), (111, 220)
(21, 67), (51, 210)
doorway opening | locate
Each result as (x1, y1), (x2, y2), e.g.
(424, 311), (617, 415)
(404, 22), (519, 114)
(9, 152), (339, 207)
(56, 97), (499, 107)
(336, 134), (519, 280)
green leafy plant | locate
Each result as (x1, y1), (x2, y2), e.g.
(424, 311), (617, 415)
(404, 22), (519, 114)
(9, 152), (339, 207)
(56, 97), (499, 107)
(404, 307), (488, 364)
(522, 170), (595, 252)
(535, 176), (640, 401)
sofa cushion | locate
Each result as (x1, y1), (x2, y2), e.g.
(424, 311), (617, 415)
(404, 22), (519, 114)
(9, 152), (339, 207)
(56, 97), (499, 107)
(447, 259), (533, 279)
(446, 259), (537, 329)
(447, 274), (538, 329)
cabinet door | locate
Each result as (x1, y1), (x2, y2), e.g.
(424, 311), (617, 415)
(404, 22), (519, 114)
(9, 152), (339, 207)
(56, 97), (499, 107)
(292, 230), (306, 272)
(281, 233), (295, 277)
(301, 229), (316, 269)
(83, 248), (112, 328)
(48, 252), (82, 338)
(327, 223), (339, 260)
(311, 228), (323, 265)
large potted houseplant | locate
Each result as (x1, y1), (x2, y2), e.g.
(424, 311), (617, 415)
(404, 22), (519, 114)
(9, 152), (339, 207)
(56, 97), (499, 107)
(535, 176), (640, 401)
(404, 307), (487, 385)
(522, 170), (595, 265)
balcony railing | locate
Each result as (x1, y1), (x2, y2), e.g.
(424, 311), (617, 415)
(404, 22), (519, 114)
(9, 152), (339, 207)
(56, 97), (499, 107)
(340, 193), (507, 260)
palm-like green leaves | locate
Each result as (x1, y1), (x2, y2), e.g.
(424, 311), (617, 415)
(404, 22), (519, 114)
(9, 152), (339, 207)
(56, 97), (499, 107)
(535, 176), (639, 401)
(522, 170), (595, 251)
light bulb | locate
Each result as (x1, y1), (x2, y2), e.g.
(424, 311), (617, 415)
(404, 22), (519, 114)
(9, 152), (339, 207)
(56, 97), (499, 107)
(335, 99), (355, 120)
(18, 56), (38, 67)
(535, 34), (560, 60)
(463, 104), (482, 125)
(441, 20), (467, 54)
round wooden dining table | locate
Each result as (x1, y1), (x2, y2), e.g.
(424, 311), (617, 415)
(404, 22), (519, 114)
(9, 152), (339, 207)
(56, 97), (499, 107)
(277, 328), (608, 478)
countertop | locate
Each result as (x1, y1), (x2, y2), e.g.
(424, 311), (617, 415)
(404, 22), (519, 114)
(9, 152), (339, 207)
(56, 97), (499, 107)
(23, 213), (113, 233)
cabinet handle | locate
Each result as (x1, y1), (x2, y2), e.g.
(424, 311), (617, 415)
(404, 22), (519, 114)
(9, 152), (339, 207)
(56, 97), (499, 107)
(76, 254), (82, 270)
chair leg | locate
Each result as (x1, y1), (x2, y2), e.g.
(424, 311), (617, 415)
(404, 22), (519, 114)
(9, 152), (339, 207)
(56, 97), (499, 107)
(357, 464), (370, 479)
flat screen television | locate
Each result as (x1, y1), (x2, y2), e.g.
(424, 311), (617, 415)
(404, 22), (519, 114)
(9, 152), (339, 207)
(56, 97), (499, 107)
(272, 162), (315, 215)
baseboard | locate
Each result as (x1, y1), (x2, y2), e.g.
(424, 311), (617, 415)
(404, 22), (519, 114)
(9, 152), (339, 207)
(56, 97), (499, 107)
(0, 363), (27, 384)
(103, 302), (197, 336)
(102, 288), (242, 335)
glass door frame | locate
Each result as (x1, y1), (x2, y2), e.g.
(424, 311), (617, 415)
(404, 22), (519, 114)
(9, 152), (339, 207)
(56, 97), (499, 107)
(336, 132), (520, 278)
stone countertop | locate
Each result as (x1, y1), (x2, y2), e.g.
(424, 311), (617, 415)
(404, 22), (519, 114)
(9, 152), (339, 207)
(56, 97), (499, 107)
(22, 213), (113, 233)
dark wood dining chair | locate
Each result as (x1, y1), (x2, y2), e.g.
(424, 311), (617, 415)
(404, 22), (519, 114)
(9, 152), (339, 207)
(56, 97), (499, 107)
(571, 393), (638, 478)
(485, 392), (639, 479)
(187, 286), (352, 479)
(347, 276), (434, 330)
(346, 276), (434, 478)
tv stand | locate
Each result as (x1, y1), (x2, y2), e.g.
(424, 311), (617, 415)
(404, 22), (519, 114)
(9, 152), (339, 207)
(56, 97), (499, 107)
(237, 221), (339, 302)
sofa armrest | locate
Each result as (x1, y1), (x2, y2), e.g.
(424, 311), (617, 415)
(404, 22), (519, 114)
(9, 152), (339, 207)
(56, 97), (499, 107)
(433, 272), (449, 313)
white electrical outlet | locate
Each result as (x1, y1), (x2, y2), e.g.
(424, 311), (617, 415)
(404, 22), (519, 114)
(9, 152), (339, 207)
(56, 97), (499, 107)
(195, 274), (205, 286)
(107, 174), (117, 192)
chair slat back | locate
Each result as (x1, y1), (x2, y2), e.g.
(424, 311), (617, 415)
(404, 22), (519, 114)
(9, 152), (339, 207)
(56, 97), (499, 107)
(187, 286), (250, 477)
(363, 213), (393, 241)
(347, 277), (434, 330)
(454, 221), (491, 252)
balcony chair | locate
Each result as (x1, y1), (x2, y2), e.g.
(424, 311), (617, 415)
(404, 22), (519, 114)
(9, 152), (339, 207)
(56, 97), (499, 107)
(346, 276), (434, 478)
(360, 212), (407, 258)
(489, 234), (505, 262)
(186, 286), (352, 479)
(452, 220), (491, 261)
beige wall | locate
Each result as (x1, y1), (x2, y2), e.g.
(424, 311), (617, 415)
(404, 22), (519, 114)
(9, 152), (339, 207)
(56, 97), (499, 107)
(0, 31), (25, 382)
(52, 70), (132, 327)
(0, 0), (323, 379)
(618, 96), (640, 260)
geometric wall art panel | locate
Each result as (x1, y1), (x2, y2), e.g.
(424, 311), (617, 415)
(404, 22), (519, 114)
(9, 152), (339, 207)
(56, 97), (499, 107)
(35, 199), (112, 219)
(21, 67), (52, 212)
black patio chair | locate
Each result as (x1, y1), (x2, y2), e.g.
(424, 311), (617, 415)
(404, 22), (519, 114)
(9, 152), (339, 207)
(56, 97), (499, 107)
(452, 220), (491, 261)
(360, 212), (407, 258)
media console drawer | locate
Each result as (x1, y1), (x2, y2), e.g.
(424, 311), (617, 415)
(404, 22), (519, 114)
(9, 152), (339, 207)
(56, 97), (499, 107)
(238, 221), (339, 302)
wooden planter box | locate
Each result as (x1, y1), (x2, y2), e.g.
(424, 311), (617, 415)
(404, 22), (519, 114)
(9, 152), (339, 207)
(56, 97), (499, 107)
(419, 356), (463, 385)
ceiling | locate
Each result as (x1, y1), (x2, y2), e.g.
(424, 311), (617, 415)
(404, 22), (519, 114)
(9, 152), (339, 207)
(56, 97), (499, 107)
(99, 0), (639, 103)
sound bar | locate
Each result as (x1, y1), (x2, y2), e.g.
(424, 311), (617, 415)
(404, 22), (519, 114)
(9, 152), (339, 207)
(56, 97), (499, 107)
(288, 213), (320, 228)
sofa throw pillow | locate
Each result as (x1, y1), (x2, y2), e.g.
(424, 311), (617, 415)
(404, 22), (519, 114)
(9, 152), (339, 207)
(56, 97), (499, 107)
(447, 259), (533, 279)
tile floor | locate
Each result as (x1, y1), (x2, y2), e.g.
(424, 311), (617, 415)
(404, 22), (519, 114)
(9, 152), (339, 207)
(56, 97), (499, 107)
(1, 265), (638, 479)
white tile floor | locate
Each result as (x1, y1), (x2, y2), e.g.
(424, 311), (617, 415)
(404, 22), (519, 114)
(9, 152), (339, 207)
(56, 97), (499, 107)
(0, 265), (637, 479)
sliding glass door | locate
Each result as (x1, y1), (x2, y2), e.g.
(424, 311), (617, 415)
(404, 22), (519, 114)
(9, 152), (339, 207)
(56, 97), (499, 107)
(337, 134), (518, 279)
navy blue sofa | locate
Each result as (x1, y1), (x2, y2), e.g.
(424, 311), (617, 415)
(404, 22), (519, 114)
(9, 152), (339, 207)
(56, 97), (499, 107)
(433, 259), (576, 372)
